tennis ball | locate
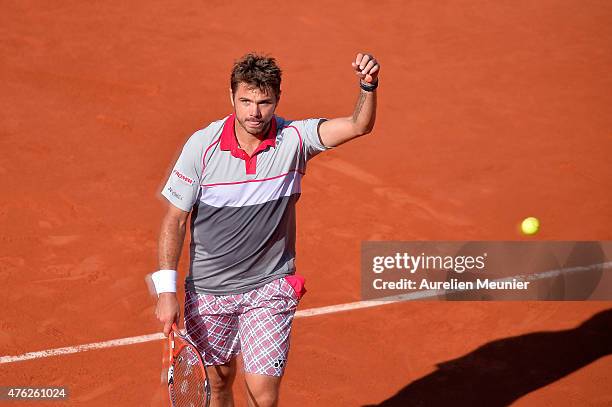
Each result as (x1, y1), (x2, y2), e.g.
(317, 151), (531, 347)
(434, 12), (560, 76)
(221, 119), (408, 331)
(521, 217), (540, 235)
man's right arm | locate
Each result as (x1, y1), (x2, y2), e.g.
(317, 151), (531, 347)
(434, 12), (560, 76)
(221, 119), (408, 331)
(159, 204), (190, 270)
(155, 203), (190, 337)
(154, 128), (207, 336)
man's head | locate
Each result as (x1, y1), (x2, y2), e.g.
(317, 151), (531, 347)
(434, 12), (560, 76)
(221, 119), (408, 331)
(230, 53), (282, 136)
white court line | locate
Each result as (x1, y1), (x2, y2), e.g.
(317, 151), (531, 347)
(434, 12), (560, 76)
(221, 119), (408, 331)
(1, 261), (610, 365)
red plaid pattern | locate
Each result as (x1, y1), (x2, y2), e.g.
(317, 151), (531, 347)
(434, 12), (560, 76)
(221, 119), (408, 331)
(184, 276), (300, 377)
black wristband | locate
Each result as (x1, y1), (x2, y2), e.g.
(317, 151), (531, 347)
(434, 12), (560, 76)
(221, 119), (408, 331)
(360, 79), (378, 92)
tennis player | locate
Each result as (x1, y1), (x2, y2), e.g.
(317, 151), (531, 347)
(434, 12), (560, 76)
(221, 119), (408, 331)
(152, 52), (379, 407)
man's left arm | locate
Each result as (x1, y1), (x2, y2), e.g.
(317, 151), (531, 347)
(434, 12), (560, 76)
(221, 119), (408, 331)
(319, 53), (380, 147)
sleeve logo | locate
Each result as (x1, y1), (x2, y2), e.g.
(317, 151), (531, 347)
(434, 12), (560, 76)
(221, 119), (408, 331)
(166, 187), (183, 201)
(172, 169), (194, 185)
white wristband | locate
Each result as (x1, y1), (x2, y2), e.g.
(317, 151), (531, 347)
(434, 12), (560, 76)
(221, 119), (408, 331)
(151, 269), (177, 295)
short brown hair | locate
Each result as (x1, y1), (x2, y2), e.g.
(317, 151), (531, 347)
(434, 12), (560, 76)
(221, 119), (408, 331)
(231, 53), (282, 100)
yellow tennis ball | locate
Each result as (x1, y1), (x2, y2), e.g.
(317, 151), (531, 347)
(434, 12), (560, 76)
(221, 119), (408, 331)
(521, 217), (540, 235)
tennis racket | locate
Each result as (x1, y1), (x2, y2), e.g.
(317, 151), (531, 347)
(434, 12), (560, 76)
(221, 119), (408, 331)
(167, 323), (211, 407)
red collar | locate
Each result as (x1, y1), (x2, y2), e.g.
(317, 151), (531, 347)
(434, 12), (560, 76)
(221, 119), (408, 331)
(220, 114), (277, 158)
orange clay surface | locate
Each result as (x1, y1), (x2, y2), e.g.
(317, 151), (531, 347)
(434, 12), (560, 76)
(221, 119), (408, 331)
(1, 1), (611, 406)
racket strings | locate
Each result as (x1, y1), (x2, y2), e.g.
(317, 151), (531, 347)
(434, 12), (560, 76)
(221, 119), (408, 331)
(170, 346), (208, 406)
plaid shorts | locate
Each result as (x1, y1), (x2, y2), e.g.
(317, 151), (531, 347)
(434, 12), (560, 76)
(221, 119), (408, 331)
(184, 275), (304, 377)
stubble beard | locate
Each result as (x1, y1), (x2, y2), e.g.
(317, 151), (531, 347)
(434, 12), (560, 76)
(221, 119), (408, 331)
(237, 116), (271, 138)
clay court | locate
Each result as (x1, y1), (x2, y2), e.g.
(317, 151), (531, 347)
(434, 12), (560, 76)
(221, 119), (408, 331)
(1, 1), (611, 406)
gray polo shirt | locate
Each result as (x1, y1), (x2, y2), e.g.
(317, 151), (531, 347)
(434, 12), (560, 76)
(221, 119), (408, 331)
(161, 114), (329, 295)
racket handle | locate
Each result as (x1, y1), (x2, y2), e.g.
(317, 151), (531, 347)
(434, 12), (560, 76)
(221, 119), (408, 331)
(168, 324), (177, 360)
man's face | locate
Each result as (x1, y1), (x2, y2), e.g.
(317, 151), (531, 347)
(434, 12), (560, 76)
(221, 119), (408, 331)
(230, 82), (279, 136)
